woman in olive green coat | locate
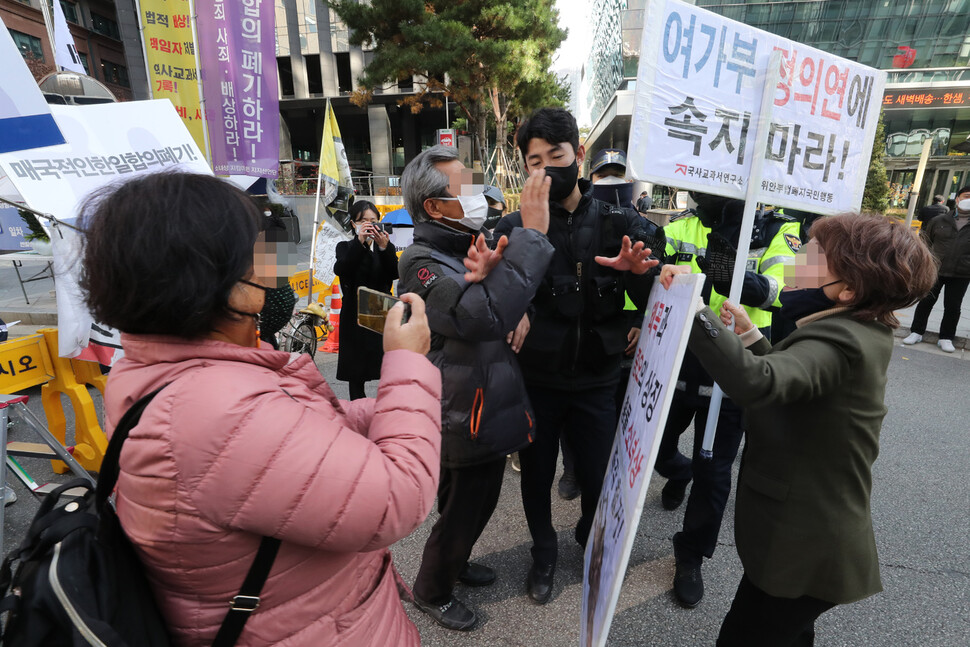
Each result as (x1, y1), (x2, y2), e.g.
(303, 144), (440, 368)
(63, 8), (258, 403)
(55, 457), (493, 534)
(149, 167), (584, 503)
(662, 213), (937, 647)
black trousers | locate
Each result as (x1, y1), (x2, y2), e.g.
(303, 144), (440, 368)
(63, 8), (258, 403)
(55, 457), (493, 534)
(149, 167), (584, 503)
(520, 383), (616, 567)
(412, 457), (506, 604)
(911, 276), (970, 340)
(717, 575), (836, 647)
(653, 391), (744, 564)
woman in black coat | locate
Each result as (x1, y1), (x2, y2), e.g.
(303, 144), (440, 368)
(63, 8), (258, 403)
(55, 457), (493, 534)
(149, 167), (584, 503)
(334, 200), (399, 399)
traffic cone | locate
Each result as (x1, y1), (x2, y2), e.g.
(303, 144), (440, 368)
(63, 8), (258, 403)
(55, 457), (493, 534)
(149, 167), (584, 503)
(321, 280), (341, 353)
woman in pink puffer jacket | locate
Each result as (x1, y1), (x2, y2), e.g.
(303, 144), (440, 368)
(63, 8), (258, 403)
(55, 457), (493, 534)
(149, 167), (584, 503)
(79, 172), (441, 646)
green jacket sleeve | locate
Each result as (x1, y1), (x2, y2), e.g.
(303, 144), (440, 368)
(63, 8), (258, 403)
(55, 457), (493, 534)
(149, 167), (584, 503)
(688, 307), (858, 408)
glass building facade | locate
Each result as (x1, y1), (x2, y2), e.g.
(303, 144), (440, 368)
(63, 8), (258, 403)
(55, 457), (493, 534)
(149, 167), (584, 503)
(584, 0), (970, 210)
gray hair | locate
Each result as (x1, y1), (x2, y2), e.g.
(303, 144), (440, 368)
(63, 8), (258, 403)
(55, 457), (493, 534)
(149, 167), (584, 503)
(401, 145), (459, 223)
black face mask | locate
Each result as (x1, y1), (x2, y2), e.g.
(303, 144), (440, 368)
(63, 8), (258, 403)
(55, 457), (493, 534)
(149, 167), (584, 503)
(545, 160), (579, 202)
(691, 192), (729, 228)
(483, 207), (503, 230)
(777, 281), (841, 321)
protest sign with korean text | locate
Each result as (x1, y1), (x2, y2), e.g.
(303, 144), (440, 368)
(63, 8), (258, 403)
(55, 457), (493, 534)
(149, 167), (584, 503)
(0, 100), (211, 362)
(139, 0), (207, 156)
(628, 0), (885, 216)
(197, 0), (279, 177)
(581, 273), (704, 647)
(0, 16), (65, 154)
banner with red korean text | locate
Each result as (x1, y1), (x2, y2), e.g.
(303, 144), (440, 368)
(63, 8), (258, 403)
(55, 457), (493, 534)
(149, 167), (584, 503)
(581, 274), (704, 647)
(196, 0), (279, 177)
(138, 0), (207, 157)
(628, 0), (886, 215)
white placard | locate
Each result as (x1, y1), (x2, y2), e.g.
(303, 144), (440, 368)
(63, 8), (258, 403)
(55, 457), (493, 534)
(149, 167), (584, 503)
(0, 16), (65, 154)
(0, 100), (210, 227)
(629, 0), (886, 216)
(0, 100), (212, 360)
(581, 273), (705, 647)
(312, 217), (353, 290)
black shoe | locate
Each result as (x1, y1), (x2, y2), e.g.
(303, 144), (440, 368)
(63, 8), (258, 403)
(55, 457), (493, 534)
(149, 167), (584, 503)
(661, 479), (689, 511)
(526, 562), (555, 604)
(458, 562), (496, 587)
(673, 562), (704, 608)
(414, 594), (478, 631)
(558, 471), (580, 500)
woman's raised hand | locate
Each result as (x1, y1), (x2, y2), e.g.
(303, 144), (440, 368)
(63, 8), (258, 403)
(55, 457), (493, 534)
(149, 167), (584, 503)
(384, 293), (430, 355)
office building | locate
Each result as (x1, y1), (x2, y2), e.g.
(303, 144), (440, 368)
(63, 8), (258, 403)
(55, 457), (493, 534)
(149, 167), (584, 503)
(274, 0), (450, 190)
(584, 0), (970, 209)
(2, 0), (149, 101)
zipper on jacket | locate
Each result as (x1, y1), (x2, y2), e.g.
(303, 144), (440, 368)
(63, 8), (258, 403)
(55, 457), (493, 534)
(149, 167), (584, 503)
(571, 260), (583, 371)
(470, 388), (484, 440)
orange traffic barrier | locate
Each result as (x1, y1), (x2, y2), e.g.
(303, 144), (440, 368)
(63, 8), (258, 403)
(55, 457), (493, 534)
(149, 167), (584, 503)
(321, 281), (341, 353)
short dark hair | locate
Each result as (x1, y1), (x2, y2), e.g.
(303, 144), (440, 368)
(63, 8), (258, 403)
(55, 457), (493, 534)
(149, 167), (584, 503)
(810, 213), (938, 328)
(350, 199), (379, 222)
(933, 195), (944, 203)
(516, 107), (580, 162)
(79, 172), (260, 338)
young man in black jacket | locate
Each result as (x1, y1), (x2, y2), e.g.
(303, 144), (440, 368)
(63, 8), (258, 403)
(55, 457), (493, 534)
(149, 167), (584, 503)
(399, 145), (555, 630)
(493, 108), (659, 604)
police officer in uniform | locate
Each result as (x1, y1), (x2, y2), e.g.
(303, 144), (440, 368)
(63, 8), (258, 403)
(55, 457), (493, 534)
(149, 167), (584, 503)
(656, 192), (800, 608)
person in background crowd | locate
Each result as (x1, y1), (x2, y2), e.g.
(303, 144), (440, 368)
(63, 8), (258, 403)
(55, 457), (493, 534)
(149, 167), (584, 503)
(334, 200), (400, 398)
(494, 108), (658, 605)
(904, 185), (970, 353)
(918, 194), (948, 224)
(399, 146), (554, 630)
(662, 212), (936, 647)
(80, 171), (441, 646)
(588, 148), (637, 212)
(636, 191), (654, 215)
(255, 211), (298, 349)
(655, 193), (800, 608)
(483, 184), (507, 230)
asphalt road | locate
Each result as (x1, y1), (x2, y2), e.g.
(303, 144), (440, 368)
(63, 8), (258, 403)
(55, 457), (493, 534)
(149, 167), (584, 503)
(2, 342), (967, 646)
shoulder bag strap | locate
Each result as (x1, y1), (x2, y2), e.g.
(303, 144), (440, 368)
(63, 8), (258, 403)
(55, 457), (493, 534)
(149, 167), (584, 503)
(211, 536), (282, 647)
(95, 385), (282, 646)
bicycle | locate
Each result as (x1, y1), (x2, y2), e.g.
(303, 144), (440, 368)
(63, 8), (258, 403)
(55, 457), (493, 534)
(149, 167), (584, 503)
(278, 302), (333, 358)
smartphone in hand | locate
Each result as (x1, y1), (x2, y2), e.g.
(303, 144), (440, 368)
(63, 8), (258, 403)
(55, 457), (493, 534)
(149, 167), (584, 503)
(357, 286), (409, 334)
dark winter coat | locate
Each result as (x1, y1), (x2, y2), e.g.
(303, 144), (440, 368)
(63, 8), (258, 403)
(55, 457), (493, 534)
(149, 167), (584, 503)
(398, 221), (554, 468)
(918, 202), (947, 223)
(921, 213), (970, 278)
(492, 180), (656, 391)
(334, 237), (399, 382)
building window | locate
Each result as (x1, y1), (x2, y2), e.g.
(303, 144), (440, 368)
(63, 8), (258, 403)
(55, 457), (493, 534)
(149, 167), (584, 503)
(101, 61), (129, 87)
(278, 57), (295, 96)
(91, 12), (121, 40)
(61, 1), (79, 24)
(305, 54), (322, 94)
(335, 52), (352, 93)
(8, 29), (44, 61)
(78, 52), (89, 75)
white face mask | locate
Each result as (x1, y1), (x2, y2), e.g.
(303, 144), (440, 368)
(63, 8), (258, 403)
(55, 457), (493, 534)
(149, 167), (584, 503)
(957, 198), (970, 213)
(437, 194), (489, 231)
(593, 175), (630, 185)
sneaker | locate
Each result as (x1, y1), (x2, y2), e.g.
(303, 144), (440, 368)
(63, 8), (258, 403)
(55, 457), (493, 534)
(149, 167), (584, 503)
(413, 594), (477, 631)
(902, 332), (923, 345)
(3, 485), (16, 507)
(938, 339), (956, 353)
(557, 470), (580, 500)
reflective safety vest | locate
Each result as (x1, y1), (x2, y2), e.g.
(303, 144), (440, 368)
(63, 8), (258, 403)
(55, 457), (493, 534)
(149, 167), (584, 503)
(663, 214), (800, 329)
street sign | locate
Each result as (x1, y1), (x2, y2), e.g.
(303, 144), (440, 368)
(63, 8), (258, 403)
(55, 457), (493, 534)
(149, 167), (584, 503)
(437, 129), (456, 147)
(0, 334), (55, 394)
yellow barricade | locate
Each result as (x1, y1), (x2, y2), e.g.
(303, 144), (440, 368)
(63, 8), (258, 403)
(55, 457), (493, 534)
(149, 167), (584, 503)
(0, 329), (108, 473)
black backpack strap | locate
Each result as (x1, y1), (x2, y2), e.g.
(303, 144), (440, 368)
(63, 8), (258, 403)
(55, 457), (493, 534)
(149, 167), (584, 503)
(211, 536), (282, 647)
(95, 384), (282, 646)
(96, 385), (168, 511)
